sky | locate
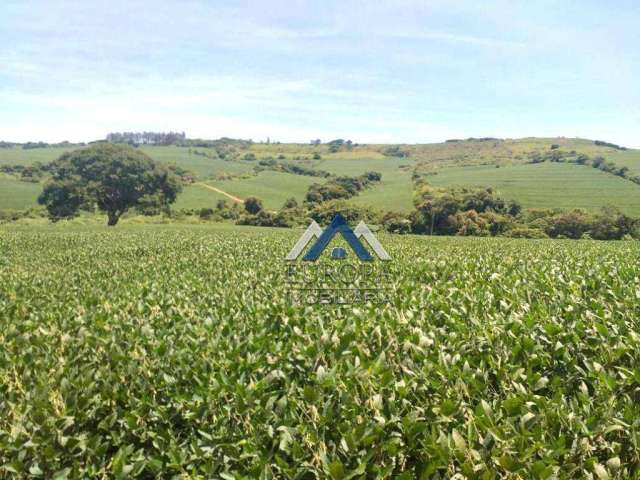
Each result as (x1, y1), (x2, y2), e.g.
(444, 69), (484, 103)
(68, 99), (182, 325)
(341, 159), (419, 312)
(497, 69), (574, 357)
(1, 0), (639, 146)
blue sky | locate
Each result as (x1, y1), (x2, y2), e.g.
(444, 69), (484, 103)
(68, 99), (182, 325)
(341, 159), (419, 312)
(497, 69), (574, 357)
(1, 0), (638, 146)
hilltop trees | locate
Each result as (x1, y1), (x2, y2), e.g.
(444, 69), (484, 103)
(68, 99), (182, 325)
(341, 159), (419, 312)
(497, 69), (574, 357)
(106, 131), (186, 146)
(38, 144), (181, 226)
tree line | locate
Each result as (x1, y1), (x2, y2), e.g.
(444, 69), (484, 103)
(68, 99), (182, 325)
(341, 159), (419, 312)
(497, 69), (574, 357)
(106, 131), (186, 146)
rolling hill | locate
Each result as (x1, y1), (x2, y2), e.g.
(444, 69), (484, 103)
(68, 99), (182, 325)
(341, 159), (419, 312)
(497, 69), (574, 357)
(1, 137), (639, 216)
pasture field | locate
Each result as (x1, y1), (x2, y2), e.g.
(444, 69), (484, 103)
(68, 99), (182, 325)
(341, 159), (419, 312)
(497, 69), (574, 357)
(1, 224), (640, 477)
(0, 175), (41, 210)
(172, 184), (230, 210)
(428, 162), (640, 216)
(1, 138), (639, 215)
(211, 171), (326, 210)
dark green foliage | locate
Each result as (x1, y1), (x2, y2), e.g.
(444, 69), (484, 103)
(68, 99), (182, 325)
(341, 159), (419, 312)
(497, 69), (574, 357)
(594, 139), (627, 150)
(327, 139), (347, 153)
(381, 212), (411, 234)
(22, 141), (49, 149)
(409, 186), (519, 236)
(584, 207), (636, 240)
(282, 197), (298, 209)
(381, 145), (409, 158)
(244, 196), (263, 215)
(37, 144), (181, 226)
(304, 173), (382, 205)
(199, 207), (215, 219)
(38, 179), (86, 221)
(542, 208), (637, 240)
(1, 229), (639, 477)
(236, 210), (291, 227)
(256, 160), (331, 178)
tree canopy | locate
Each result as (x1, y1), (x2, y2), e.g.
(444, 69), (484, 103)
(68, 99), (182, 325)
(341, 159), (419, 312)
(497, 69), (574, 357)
(38, 144), (181, 226)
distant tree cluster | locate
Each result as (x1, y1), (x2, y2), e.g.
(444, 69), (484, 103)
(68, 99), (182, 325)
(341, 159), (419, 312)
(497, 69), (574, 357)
(595, 140), (627, 151)
(0, 162), (53, 182)
(184, 137), (252, 149)
(445, 137), (502, 143)
(381, 145), (409, 158)
(0, 140), (84, 150)
(410, 186), (520, 236)
(389, 185), (637, 240)
(255, 158), (331, 178)
(326, 139), (353, 153)
(305, 172), (382, 204)
(106, 131), (186, 146)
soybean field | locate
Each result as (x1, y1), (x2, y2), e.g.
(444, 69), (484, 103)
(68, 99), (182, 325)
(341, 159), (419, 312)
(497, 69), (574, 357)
(1, 225), (640, 478)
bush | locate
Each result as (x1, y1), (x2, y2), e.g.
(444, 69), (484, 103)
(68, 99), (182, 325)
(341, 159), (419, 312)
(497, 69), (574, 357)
(505, 227), (548, 238)
(282, 197), (298, 209)
(244, 197), (263, 215)
(381, 145), (408, 158)
(545, 210), (593, 239)
(199, 208), (215, 220)
(236, 210), (290, 228)
(382, 212), (411, 234)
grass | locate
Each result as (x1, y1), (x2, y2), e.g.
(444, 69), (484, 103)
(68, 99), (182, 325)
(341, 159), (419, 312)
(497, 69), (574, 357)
(1, 139), (640, 216)
(1, 224), (639, 477)
(209, 171), (326, 210)
(0, 147), (79, 167)
(172, 183), (228, 210)
(429, 162), (640, 216)
(349, 169), (414, 212)
(0, 175), (42, 209)
(138, 146), (254, 179)
(605, 149), (640, 176)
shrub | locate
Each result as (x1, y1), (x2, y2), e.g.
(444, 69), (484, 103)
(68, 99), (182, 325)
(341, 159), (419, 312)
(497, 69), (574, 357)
(282, 197), (298, 209)
(244, 197), (263, 215)
(382, 212), (411, 234)
(545, 210), (593, 239)
(505, 227), (548, 238)
(199, 208), (215, 220)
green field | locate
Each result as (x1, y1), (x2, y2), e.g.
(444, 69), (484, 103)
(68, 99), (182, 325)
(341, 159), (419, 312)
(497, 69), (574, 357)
(172, 184), (229, 210)
(0, 175), (41, 210)
(1, 138), (640, 216)
(212, 171), (326, 210)
(1, 224), (639, 477)
(429, 162), (640, 216)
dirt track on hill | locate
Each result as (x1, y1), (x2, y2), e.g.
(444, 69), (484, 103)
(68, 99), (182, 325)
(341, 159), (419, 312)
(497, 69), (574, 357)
(196, 182), (244, 203)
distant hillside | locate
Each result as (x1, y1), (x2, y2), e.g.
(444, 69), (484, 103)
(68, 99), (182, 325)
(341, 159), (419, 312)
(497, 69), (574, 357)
(1, 137), (639, 216)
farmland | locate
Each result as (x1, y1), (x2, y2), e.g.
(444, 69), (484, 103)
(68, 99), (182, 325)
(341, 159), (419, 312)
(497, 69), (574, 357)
(1, 137), (640, 216)
(1, 224), (640, 477)
(428, 162), (640, 216)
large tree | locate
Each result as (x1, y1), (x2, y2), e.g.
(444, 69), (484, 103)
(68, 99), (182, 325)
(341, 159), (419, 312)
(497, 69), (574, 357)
(38, 144), (181, 226)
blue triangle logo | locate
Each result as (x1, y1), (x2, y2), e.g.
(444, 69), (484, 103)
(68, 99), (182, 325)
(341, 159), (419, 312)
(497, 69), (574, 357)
(303, 214), (373, 261)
